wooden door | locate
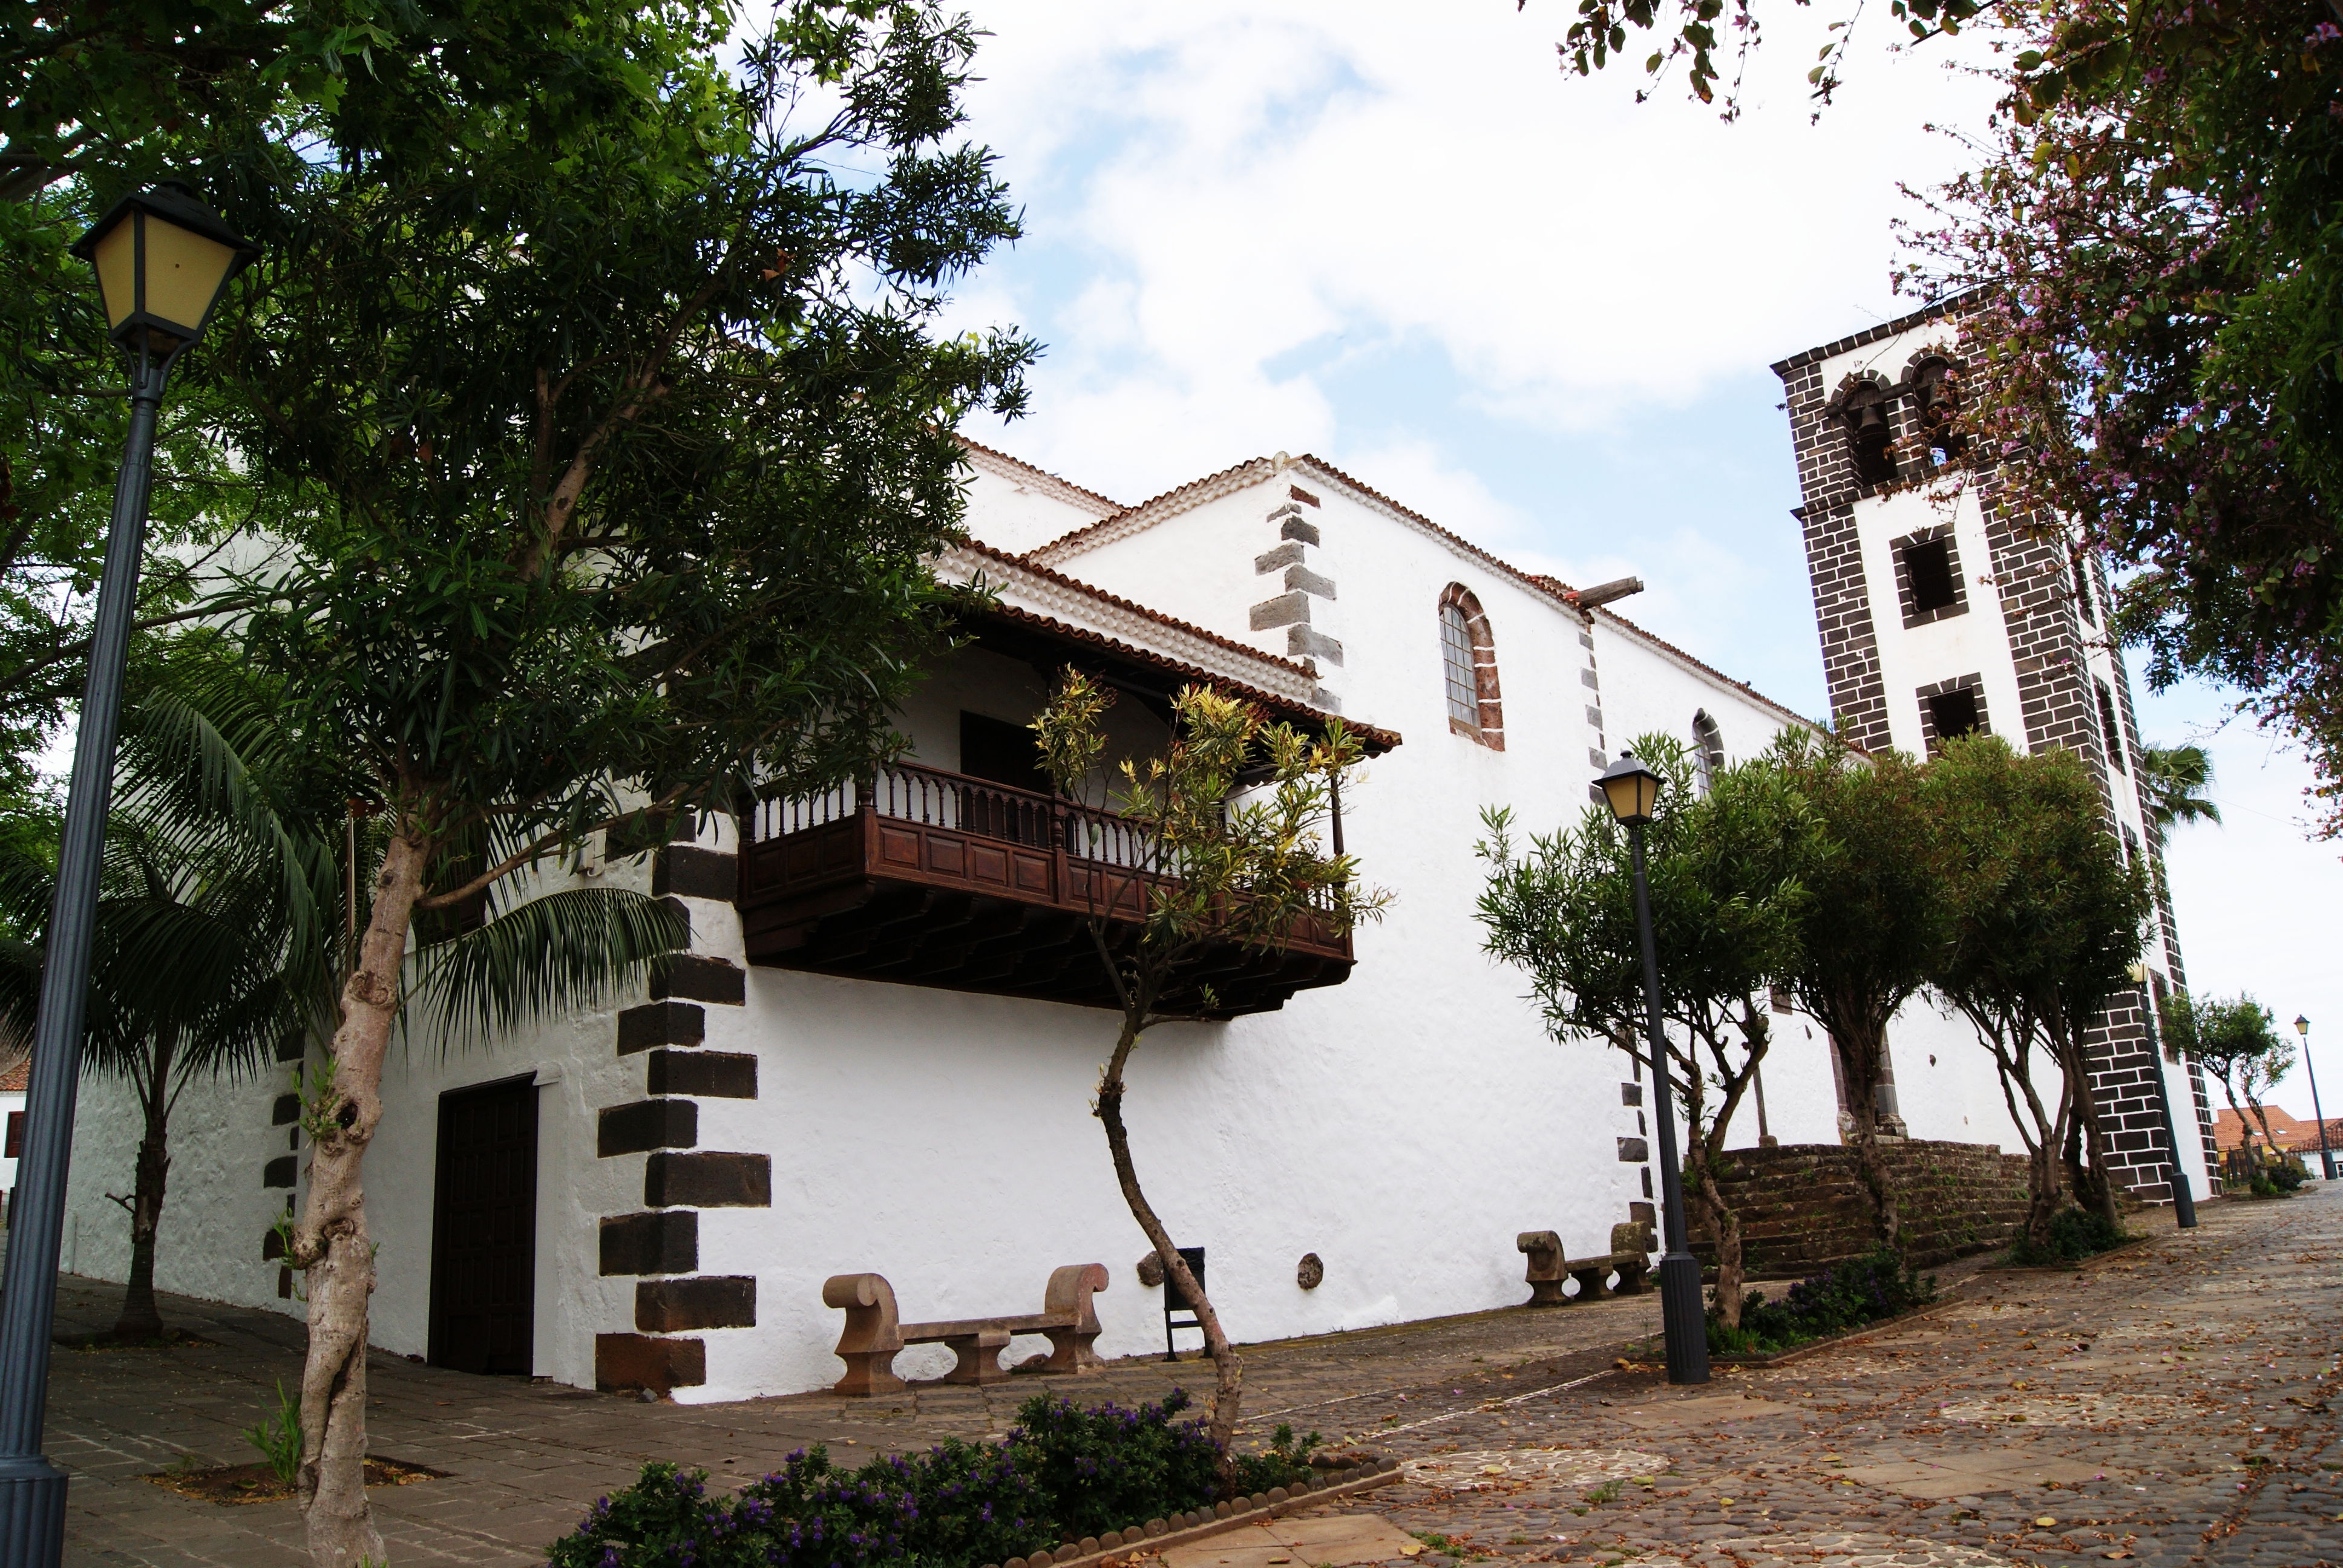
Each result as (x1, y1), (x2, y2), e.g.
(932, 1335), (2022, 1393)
(428, 1074), (539, 1374)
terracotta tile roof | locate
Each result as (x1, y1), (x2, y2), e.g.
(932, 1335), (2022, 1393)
(1029, 457), (1277, 560)
(946, 543), (1402, 753)
(955, 434), (1126, 517)
(1034, 451), (1823, 733)
(2212, 1105), (2330, 1151)
(0, 1059), (26, 1093)
(958, 541), (1317, 678)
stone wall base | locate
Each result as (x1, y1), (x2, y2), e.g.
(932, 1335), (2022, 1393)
(1689, 1138), (2032, 1277)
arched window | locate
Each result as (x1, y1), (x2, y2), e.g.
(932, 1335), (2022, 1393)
(1437, 585), (1503, 750)
(1691, 711), (1724, 795)
(1836, 381), (1899, 487)
(1908, 356), (1966, 465)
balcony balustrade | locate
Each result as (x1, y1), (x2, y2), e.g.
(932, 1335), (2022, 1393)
(736, 761), (1353, 1017)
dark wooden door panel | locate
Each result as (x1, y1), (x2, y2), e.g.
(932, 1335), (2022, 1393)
(428, 1075), (538, 1376)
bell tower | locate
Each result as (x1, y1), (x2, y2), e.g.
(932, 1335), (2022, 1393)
(1772, 299), (2220, 1201)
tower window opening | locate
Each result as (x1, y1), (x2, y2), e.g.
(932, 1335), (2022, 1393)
(1904, 536), (1958, 615)
(2097, 680), (2128, 773)
(1927, 686), (1981, 742)
(1843, 388), (1899, 486)
(1911, 358), (1966, 463)
(2073, 552), (2098, 624)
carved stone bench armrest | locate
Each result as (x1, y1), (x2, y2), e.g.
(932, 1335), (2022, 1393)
(824, 1272), (905, 1397)
(1518, 1230), (1568, 1305)
(1040, 1263), (1109, 1372)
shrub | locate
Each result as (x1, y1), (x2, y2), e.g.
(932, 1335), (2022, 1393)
(1708, 1246), (1938, 1354)
(548, 1390), (1273, 1568)
(2007, 1206), (2128, 1265)
(1229, 1423), (1320, 1495)
(1011, 1389), (1221, 1538)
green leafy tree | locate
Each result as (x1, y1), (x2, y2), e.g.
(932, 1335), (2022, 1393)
(1030, 670), (1381, 1472)
(1477, 736), (1815, 1328)
(2161, 991), (2293, 1154)
(1899, 0), (2343, 834)
(0, 0), (667, 794)
(1765, 732), (1950, 1245)
(0, 645), (687, 1357)
(1927, 736), (2151, 1243)
(76, 5), (1035, 1558)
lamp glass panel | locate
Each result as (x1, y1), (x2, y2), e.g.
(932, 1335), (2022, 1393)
(140, 217), (240, 338)
(91, 217), (139, 331)
(1601, 769), (1656, 823)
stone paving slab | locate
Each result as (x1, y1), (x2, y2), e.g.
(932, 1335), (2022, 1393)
(44, 1184), (2343, 1566)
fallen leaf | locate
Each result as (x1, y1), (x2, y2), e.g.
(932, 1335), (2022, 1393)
(1400, 1548), (1424, 1558)
(2036, 1517), (2058, 1527)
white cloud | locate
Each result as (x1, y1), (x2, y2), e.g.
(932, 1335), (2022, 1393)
(954, 0), (2002, 498)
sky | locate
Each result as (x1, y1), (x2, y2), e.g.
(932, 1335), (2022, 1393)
(943, 1), (2343, 1123)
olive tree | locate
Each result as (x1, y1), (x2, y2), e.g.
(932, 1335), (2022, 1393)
(1477, 735), (1814, 1328)
(1928, 736), (2150, 1244)
(1031, 670), (1380, 1470)
(1766, 733), (1949, 1245)
(2161, 991), (2292, 1155)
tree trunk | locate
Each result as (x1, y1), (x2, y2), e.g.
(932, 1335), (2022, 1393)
(1093, 1016), (1244, 1486)
(1688, 1156), (1743, 1330)
(293, 826), (428, 1568)
(2066, 1064), (2121, 1229)
(111, 1039), (174, 1342)
(1833, 1028), (1899, 1246)
(2024, 1137), (2063, 1252)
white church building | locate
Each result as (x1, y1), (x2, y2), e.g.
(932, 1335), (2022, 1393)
(56, 316), (2212, 1400)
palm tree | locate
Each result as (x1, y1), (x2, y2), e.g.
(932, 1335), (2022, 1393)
(0, 647), (689, 1341)
(2141, 744), (2221, 840)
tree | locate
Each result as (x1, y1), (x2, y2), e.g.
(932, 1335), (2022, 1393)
(1928, 736), (2151, 1244)
(1765, 732), (1949, 1244)
(1477, 736), (1814, 1328)
(0, 644), (689, 1354)
(128, 7), (1037, 1558)
(1899, 0), (2343, 835)
(2140, 745), (2221, 841)
(1030, 671), (1380, 1472)
(1515, 0), (1985, 116)
(0, 1), (686, 794)
(2161, 991), (2293, 1154)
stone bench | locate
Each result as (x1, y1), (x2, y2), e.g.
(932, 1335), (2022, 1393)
(1517, 1222), (1654, 1306)
(822, 1263), (1109, 1396)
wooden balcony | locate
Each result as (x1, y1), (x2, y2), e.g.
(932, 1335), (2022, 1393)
(736, 763), (1354, 1018)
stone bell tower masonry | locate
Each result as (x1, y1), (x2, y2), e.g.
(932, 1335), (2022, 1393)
(1772, 298), (2220, 1201)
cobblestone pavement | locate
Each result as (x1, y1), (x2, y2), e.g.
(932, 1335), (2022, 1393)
(51, 1186), (2338, 1566)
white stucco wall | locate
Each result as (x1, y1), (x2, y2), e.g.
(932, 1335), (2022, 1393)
(58, 436), (2115, 1403)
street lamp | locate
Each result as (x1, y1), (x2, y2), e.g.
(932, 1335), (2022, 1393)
(1598, 750), (1709, 1386)
(2295, 1015), (2335, 1181)
(0, 181), (256, 1559)
(2132, 961), (2197, 1228)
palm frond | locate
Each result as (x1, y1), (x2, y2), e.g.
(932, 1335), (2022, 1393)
(115, 685), (340, 969)
(401, 889), (691, 1056)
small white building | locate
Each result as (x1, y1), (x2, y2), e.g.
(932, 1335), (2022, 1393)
(59, 436), (2043, 1402)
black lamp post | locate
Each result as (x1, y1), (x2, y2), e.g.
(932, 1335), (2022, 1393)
(0, 182), (255, 1561)
(2296, 1015), (2335, 1181)
(1597, 751), (1709, 1387)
